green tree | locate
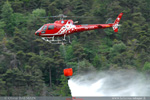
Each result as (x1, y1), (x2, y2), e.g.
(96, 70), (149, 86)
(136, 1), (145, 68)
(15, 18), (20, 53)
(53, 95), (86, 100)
(57, 75), (71, 96)
(11, 0), (24, 13)
(48, 1), (61, 16)
(43, 57), (54, 88)
(92, 54), (101, 69)
(0, 78), (6, 96)
(53, 51), (65, 85)
(78, 59), (95, 73)
(0, 21), (6, 40)
(72, 0), (85, 16)
(73, 43), (86, 61)
(109, 41), (126, 58)
(3, 68), (26, 96)
(32, 9), (46, 17)
(143, 62), (150, 74)
(1, 1), (14, 36)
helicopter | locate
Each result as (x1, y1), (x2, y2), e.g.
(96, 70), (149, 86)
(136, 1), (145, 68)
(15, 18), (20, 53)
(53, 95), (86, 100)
(35, 13), (123, 78)
(35, 13), (123, 44)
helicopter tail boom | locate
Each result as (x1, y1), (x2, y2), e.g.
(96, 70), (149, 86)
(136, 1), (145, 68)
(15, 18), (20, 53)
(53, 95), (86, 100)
(112, 12), (123, 32)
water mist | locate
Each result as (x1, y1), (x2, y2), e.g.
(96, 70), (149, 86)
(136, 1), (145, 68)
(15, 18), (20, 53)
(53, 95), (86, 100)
(68, 70), (150, 96)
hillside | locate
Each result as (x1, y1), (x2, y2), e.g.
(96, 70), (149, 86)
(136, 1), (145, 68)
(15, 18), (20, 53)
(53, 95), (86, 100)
(0, 0), (150, 96)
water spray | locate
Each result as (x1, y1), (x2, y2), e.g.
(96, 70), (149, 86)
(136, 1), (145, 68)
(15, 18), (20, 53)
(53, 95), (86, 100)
(68, 70), (150, 96)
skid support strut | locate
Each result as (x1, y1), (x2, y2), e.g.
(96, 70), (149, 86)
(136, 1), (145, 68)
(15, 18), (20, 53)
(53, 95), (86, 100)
(41, 35), (71, 44)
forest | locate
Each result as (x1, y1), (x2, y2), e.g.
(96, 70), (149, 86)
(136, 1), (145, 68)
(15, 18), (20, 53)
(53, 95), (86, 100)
(0, 0), (150, 96)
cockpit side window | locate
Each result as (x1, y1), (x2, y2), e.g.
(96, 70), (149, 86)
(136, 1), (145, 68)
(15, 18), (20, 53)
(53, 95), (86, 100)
(38, 25), (44, 31)
(48, 25), (54, 30)
(43, 25), (47, 31)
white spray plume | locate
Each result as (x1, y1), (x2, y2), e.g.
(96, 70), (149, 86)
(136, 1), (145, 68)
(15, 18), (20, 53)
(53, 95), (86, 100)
(68, 70), (150, 96)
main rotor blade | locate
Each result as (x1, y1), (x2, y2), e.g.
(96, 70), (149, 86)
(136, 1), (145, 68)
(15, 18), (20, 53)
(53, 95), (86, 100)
(39, 16), (96, 19)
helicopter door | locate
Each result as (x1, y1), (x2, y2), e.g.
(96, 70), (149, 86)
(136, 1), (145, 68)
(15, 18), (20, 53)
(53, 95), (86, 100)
(46, 25), (56, 34)
(41, 25), (47, 34)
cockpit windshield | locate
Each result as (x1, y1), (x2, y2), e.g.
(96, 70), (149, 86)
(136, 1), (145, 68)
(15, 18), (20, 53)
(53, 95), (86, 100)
(38, 25), (44, 31)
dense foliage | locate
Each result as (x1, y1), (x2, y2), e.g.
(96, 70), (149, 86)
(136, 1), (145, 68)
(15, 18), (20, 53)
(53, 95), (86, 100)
(0, 0), (150, 96)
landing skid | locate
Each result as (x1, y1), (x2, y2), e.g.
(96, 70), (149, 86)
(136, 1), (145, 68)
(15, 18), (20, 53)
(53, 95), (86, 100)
(42, 36), (71, 44)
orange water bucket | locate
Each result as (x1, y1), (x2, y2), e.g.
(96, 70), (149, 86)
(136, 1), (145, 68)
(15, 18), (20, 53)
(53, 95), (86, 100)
(64, 68), (73, 77)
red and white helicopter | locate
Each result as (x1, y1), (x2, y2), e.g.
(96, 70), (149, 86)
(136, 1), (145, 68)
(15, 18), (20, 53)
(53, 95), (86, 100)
(35, 13), (123, 78)
(35, 13), (123, 44)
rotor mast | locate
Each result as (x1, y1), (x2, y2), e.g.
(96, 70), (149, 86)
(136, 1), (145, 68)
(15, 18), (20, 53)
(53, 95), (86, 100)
(58, 14), (67, 20)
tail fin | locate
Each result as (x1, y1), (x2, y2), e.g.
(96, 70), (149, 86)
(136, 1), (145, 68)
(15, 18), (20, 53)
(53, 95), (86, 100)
(113, 13), (123, 32)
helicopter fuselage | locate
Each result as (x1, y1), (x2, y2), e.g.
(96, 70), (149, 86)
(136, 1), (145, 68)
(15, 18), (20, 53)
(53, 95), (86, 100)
(35, 19), (113, 37)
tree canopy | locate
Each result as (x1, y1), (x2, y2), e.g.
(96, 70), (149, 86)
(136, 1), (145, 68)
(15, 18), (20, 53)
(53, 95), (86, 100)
(0, 0), (150, 96)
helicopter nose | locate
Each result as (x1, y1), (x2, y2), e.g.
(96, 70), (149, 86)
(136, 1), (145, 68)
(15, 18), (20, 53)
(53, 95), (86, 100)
(35, 32), (40, 36)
